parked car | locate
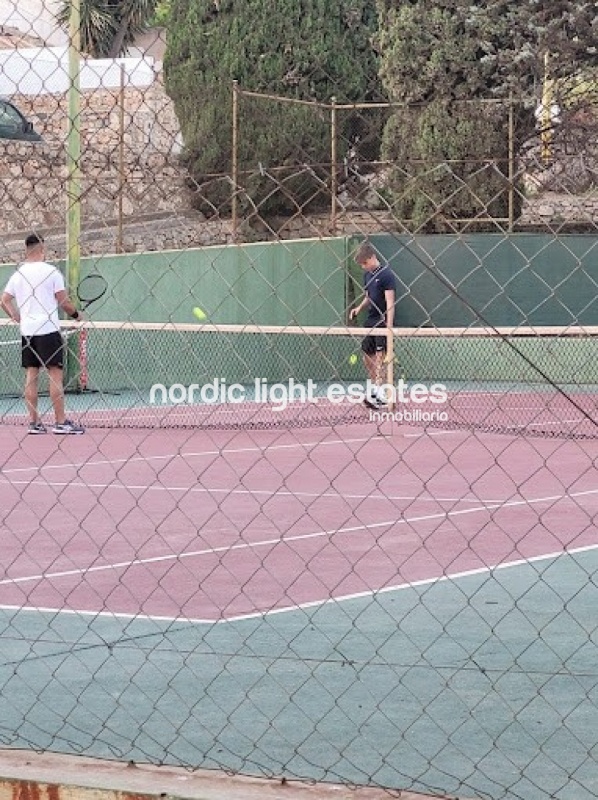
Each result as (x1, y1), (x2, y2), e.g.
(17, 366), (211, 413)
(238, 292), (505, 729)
(0, 98), (43, 142)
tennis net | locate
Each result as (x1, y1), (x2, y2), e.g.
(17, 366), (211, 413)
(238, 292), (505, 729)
(1, 320), (597, 437)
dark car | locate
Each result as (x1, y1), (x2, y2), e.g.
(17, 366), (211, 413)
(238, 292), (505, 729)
(0, 98), (43, 142)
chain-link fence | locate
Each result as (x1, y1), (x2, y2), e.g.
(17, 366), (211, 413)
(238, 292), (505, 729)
(232, 87), (522, 237)
(1, 6), (598, 800)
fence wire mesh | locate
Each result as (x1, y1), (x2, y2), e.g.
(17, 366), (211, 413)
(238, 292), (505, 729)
(1, 6), (598, 800)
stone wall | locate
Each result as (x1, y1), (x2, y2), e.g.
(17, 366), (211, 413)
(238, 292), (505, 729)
(0, 72), (199, 256)
(519, 191), (598, 229)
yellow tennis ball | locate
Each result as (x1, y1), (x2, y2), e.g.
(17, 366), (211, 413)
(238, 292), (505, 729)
(349, 353), (359, 365)
(192, 307), (207, 321)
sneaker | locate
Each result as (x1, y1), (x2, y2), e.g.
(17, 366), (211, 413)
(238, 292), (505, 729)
(28, 421), (47, 435)
(364, 393), (384, 411)
(52, 419), (85, 435)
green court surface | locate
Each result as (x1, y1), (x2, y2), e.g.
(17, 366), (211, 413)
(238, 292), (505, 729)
(1, 547), (597, 800)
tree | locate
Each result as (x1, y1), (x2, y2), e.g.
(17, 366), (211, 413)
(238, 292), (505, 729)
(152, 0), (172, 26)
(164, 0), (384, 219)
(57, 0), (157, 58)
(375, 0), (598, 231)
(377, 0), (598, 103)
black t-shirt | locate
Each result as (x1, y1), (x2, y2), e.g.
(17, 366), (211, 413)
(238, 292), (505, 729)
(364, 264), (397, 327)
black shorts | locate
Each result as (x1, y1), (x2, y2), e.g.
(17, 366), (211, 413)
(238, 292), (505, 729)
(361, 330), (388, 357)
(21, 331), (64, 369)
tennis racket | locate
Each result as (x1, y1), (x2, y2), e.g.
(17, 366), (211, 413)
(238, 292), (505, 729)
(74, 274), (107, 391)
(77, 274), (108, 310)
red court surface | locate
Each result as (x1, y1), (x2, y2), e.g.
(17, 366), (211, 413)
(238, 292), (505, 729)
(1, 421), (597, 622)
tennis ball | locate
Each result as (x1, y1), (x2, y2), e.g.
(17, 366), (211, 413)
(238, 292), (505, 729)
(349, 353), (359, 365)
(192, 307), (207, 321)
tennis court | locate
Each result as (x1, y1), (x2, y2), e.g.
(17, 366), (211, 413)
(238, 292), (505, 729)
(3, 418), (596, 620)
(1, 343), (598, 800)
(3, 8), (598, 796)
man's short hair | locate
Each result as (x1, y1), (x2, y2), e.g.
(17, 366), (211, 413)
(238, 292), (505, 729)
(25, 233), (44, 248)
(355, 241), (377, 264)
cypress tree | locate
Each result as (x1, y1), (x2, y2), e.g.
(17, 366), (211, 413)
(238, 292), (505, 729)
(375, 0), (598, 231)
(164, 0), (383, 220)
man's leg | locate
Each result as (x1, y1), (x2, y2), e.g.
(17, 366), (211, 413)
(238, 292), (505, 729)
(48, 361), (84, 435)
(47, 366), (66, 425)
(24, 367), (40, 423)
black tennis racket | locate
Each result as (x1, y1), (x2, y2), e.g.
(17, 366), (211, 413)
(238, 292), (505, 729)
(77, 274), (108, 310)
(73, 274), (107, 392)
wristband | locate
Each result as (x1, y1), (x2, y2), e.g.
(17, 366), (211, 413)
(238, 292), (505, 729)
(71, 310), (80, 320)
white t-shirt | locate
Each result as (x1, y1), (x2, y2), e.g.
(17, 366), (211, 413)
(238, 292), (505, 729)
(4, 261), (65, 336)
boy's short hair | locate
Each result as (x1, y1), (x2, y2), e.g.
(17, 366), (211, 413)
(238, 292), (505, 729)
(25, 233), (44, 248)
(355, 241), (377, 264)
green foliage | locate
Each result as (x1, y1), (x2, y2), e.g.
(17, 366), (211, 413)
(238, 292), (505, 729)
(377, 0), (598, 101)
(376, 4), (496, 103)
(57, 0), (156, 57)
(375, 0), (598, 228)
(381, 101), (520, 231)
(57, 0), (114, 57)
(164, 0), (383, 217)
(152, 0), (172, 25)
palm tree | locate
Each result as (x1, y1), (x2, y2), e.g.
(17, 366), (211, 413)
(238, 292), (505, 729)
(107, 0), (158, 57)
(57, 0), (157, 58)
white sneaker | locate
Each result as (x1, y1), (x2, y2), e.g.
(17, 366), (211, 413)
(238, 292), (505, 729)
(52, 419), (85, 435)
(364, 392), (385, 410)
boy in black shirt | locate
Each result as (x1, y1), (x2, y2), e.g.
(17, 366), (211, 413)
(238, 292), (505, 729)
(349, 241), (396, 409)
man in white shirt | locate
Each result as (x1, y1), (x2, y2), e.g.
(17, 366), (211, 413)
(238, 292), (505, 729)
(1, 233), (85, 435)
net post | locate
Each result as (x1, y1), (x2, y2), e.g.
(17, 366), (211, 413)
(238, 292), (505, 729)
(372, 327), (397, 440)
(386, 327), (395, 412)
(78, 328), (88, 392)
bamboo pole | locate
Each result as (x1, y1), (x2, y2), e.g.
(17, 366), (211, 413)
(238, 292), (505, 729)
(66, 0), (81, 292)
(66, 0), (83, 390)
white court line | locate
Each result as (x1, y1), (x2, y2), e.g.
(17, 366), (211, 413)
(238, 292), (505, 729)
(0, 476), (506, 506)
(0, 435), (387, 476)
(8, 406), (577, 480)
(226, 541), (598, 624)
(403, 429), (460, 438)
(1, 487), (597, 589)
(3, 540), (598, 627)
